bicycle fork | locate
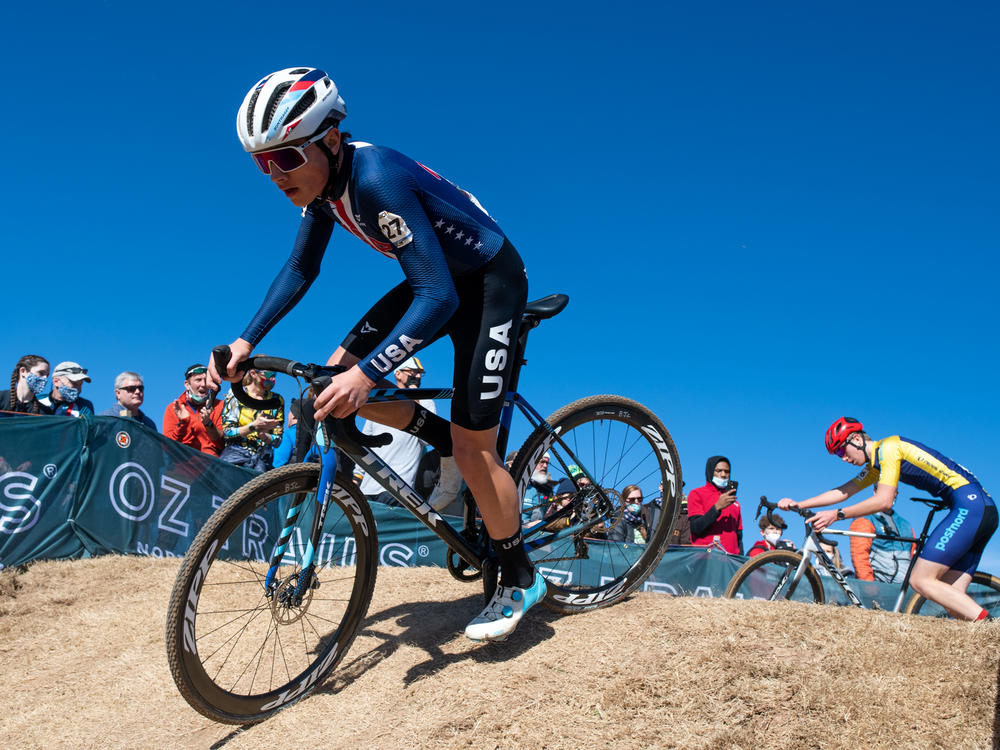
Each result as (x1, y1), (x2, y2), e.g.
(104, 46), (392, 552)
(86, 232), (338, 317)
(263, 442), (338, 601)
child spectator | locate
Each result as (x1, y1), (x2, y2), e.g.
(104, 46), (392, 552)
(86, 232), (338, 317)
(748, 512), (792, 556)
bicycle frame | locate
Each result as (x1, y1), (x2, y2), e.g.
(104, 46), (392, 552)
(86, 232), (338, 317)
(325, 386), (612, 566)
(253, 305), (620, 597)
(765, 498), (944, 611)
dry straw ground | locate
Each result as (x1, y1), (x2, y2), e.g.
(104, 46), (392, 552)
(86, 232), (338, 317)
(1, 556), (999, 750)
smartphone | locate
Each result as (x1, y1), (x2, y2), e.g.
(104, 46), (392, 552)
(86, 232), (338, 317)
(726, 479), (739, 493)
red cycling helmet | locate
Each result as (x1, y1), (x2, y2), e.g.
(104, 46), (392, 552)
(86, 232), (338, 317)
(825, 417), (863, 454)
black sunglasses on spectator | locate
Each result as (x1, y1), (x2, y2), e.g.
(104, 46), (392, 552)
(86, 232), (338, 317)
(118, 385), (144, 393)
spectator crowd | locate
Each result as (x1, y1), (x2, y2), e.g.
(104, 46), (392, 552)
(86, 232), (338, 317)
(2, 352), (918, 571)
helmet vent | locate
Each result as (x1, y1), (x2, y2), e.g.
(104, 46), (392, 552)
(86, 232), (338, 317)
(290, 68), (310, 75)
(284, 87), (316, 127)
(245, 87), (262, 137)
(262, 82), (292, 132)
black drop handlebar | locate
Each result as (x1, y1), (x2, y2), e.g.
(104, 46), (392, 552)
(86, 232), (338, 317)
(755, 495), (841, 546)
(756, 495), (815, 522)
(210, 344), (391, 449)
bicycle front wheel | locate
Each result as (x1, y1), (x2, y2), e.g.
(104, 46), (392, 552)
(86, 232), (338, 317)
(724, 549), (826, 604)
(511, 395), (681, 614)
(903, 571), (1000, 618)
(165, 462), (378, 724)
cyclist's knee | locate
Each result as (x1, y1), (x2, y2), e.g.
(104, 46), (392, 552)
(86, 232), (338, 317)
(909, 558), (950, 596)
(450, 424), (500, 470)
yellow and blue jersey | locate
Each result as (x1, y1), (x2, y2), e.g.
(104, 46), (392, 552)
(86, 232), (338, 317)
(848, 436), (979, 498)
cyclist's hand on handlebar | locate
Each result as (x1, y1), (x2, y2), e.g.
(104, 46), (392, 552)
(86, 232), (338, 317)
(209, 339), (253, 386)
(314, 366), (376, 420)
(777, 498), (798, 511)
(808, 508), (839, 532)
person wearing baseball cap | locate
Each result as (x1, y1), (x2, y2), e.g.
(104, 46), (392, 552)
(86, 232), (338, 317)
(162, 363), (224, 455)
(39, 361), (95, 417)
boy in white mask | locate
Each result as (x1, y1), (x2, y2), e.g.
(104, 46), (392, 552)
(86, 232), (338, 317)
(748, 512), (791, 557)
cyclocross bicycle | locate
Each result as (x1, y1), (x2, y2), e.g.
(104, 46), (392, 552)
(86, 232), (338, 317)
(724, 496), (1000, 616)
(165, 293), (682, 724)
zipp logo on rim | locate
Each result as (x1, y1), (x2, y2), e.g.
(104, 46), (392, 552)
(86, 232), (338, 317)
(552, 577), (628, 606)
(259, 640), (342, 712)
(182, 538), (220, 655)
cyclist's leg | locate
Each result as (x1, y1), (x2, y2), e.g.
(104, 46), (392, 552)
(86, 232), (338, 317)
(448, 238), (528, 546)
(908, 559), (975, 618)
(451, 423), (519, 538)
(909, 487), (998, 620)
(447, 240), (541, 641)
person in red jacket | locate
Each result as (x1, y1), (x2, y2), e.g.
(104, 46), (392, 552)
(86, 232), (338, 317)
(162, 363), (224, 456)
(687, 455), (743, 554)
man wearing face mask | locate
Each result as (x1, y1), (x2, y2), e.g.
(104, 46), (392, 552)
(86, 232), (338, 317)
(163, 363), (224, 456)
(39, 361), (95, 417)
(687, 455), (743, 554)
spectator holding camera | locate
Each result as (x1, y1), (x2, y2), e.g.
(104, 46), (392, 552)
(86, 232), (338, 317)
(2, 355), (51, 415)
(687, 455), (743, 554)
(748, 512), (794, 556)
(220, 369), (284, 472)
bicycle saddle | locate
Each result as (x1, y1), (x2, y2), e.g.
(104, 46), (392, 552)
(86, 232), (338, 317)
(524, 294), (569, 320)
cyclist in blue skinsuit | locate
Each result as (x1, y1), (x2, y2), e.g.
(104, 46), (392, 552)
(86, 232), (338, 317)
(209, 67), (547, 642)
(779, 417), (998, 620)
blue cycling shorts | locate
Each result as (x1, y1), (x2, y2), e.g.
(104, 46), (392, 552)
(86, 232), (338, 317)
(920, 484), (998, 575)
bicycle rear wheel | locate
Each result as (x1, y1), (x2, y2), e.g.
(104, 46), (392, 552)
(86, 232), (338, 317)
(165, 462), (378, 724)
(511, 395), (681, 614)
(724, 549), (826, 604)
(902, 571), (1000, 618)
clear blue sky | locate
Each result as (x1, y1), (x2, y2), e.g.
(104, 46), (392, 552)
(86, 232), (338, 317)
(3, 3), (999, 568)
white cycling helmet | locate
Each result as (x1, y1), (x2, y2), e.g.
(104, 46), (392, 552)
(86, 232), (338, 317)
(237, 67), (347, 152)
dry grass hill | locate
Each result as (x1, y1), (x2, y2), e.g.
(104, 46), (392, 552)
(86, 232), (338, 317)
(2, 556), (998, 749)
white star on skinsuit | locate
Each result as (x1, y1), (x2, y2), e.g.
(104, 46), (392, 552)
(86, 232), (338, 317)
(455, 230), (465, 241)
(434, 218), (445, 228)
(474, 241), (483, 250)
(465, 237), (474, 245)
(445, 225), (455, 234)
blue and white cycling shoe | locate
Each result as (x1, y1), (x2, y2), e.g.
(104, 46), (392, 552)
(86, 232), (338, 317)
(464, 571), (548, 642)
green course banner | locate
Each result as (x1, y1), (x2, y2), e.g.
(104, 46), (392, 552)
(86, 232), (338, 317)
(0, 414), (910, 609)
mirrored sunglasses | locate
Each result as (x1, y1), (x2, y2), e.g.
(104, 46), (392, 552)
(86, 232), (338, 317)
(250, 128), (331, 175)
